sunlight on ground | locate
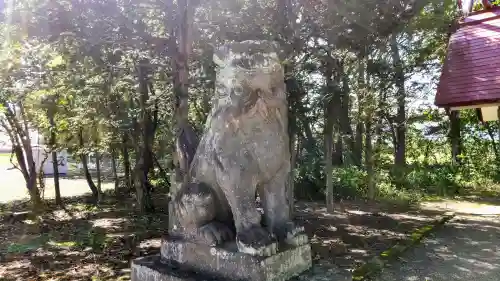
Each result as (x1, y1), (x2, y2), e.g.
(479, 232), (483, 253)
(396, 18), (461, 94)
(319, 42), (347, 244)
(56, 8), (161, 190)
(375, 215), (500, 281)
(0, 164), (113, 203)
(91, 218), (130, 230)
(420, 200), (500, 216)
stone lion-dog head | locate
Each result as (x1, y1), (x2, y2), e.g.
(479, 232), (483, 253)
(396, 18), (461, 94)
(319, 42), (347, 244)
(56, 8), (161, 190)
(212, 40), (287, 129)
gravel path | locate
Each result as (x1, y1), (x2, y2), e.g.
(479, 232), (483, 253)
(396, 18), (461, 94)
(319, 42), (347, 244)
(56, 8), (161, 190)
(374, 215), (500, 281)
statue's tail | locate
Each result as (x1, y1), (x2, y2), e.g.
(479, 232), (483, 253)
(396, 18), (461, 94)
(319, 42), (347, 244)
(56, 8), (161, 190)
(176, 122), (199, 176)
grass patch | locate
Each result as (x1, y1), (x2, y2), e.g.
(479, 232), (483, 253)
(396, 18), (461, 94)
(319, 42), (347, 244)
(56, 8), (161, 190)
(6, 234), (50, 254)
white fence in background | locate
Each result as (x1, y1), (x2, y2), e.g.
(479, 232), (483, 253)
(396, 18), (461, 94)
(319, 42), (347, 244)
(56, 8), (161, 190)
(32, 146), (68, 176)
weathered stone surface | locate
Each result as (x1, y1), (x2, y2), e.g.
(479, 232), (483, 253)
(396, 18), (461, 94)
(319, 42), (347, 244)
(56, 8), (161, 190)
(132, 238), (312, 281)
(131, 255), (216, 281)
(157, 237), (312, 281)
(170, 40), (308, 256)
(136, 40), (313, 281)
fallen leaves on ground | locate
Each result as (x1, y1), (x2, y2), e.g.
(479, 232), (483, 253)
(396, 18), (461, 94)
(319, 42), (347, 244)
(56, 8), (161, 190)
(0, 195), (443, 280)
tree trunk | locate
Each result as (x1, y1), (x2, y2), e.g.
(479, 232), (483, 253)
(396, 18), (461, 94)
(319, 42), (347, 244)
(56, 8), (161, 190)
(354, 55), (366, 167)
(363, 56), (376, 200)
(81, 154), (99, 201)
(354, 122), (364, 167)
(134, 155), (155, 212)
(333, 135), (343, 166)
(95, 151), (102, 201)
(51, 151), (61, 204)
(287, 111), (297, 216)
(332, 62), (346, 166)
(323, 57), (336, 214)
(340, 72), (354, 158)
(133, 62), (156, 213)
(121, 134), (132, 190)
(282, 68), (301, 219)
(49, 114), (61, 206)
(373, 93), (386, 187)
(5, 104), (43, 211)
(21, 135), (40, 210)
(172, 0), (195, 185)
(485, 123), (500, 163)
(111, 149), (119, 193)
(324, 112), (335, 213)
(78, 129), (99, 201)
(25, 146), (41, 211)
(391, 35), (406, 167)
(365, 119), (375, 199)
(288, 135), (300, 218)
(167, 0), (197, 230)
(376, 92), (388, 150)
(448, 110), (463, 165)
(27, 173), (42, 211)
(293, 91), (316, 150)
(37, 150), (50, 200)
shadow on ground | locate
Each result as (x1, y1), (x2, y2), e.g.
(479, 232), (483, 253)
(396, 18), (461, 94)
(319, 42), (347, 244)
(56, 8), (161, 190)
(0, 192), (169, 281)
(374, 216), (500, 281)
(294, 200), (445, 278)
(0, 194), (447, 281)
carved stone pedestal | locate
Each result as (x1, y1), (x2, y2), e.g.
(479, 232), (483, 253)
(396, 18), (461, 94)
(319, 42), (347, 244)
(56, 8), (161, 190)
(131, 237), (312, 281)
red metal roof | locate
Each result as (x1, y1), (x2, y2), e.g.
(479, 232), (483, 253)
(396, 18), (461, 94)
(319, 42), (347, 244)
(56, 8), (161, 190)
(435, 8), (500, 108)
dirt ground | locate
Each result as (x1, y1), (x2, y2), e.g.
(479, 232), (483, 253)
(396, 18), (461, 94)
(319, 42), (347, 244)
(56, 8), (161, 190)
(0, 160), (454, 281)
(374, 201), (500, 281)
(295, 200), (443, 270)
(0, 192), (447, 281)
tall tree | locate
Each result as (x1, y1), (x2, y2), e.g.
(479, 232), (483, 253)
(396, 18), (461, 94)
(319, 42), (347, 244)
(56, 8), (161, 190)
(133, 61), (156, 212)
(171, 0), (198, 187)
(47, 100), (62, 206)
(448, 110), (463, 165)
(322, 53), (338, 213)
(391, 34), (407, 168)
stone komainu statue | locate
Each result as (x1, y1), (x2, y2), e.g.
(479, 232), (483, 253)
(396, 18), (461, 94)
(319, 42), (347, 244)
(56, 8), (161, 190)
(171, 40), (307, 256)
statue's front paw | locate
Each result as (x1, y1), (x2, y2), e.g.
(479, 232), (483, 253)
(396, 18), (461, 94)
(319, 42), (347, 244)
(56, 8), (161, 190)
(236, 226), (278, 257)
(276, 221), (308, 246)
(197, 222), (234, 246)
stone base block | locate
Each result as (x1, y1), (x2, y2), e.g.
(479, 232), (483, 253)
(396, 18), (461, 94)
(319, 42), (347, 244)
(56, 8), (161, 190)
(132, 255), (217, 281)
(131, 237), (312, 281)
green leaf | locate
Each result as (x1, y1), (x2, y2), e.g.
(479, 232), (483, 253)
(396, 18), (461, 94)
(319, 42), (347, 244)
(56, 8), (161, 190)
(47, 55), (65, 69)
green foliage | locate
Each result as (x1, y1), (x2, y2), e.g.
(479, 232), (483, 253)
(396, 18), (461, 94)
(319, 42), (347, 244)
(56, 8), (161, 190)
(150, 174), (170, 192)
(299, 159), (500, 206)
(0, 0), (498, 214)
(332, 166), (368, 199)
(6, 234), (50, 254)
(295, 148), (324, 200)
(405, 165), (461, 196)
